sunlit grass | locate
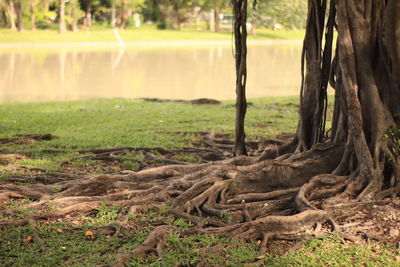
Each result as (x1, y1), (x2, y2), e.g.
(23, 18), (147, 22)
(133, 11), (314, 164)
(0, 97), (299, 152)
(0, 25), (305, 44)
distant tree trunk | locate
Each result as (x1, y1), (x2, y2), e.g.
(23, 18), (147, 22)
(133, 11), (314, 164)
(30, 0), (36, 31)
(59, 0), (66, 33)
(251, 18), (257, 36)
(83, 6), (92, 28)
(118, 0), (129, 29)
(232, 0), (248, 156)
(111, 4), (116, 28)
(0, 7), (7, 25)
(6, 3), (17, 31)
(71, 6), (79, 32)
(172, 0), (181, 30)
(13, 0), (24, 32)
(42, 0), (49, 11)
(214, 4), (221, 32)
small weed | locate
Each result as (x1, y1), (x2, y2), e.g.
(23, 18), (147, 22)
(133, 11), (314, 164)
(122, 160), (141, 171)
(170, 218), (194, 228)
(220, 211), (232, 223)
(172, 154), (201, 163)
(16, 158), (60, 170)
(383, 127), (400, 160)
(84, 203), (121, 226)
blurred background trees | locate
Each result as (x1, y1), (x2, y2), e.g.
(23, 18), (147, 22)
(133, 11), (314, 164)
(0, 0), (308, 33)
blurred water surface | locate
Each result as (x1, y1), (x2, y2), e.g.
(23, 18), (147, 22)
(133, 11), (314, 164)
(0, 44), (302, 103)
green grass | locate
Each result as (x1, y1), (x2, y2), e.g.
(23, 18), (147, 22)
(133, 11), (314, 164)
(0, 25), (305, 44)
(264, 235), (400, 267)
(0, 97), (299, 168)
(2, 222), (398, 267)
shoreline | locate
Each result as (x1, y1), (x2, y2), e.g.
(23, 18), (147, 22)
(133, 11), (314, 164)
(0, 39), (303, 49)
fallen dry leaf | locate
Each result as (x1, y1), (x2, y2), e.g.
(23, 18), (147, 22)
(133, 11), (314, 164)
(85, 230), (94, 236)
(396, 256), (400, 263)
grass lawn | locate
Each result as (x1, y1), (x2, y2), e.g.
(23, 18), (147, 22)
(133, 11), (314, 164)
(0, 97), (399, 266)
(0, 25), (305, 44)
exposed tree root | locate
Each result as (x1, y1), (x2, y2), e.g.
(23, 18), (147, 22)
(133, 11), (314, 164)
(2, 138), (397, 261)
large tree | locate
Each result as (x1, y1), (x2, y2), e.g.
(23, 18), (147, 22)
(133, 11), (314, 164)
(13, 0), (24, 31)
(1, 0), (399, 261)
(0, 0), (17, 30)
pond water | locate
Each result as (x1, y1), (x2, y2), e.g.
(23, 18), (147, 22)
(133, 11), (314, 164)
(0, 43), (302, 103)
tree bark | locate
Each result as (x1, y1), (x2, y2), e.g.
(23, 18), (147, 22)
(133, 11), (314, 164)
(214, 4), (221, 32)
(30, 0), (36, 31)
(59, 0), (67, 34)
(117, 0), (129, 29)
(71, 6), (79, 32)
(6, 2), (17, 31)
(232, 0), (248, 156)
(111, 4), (116, 28)
(13, 0), (24, 32)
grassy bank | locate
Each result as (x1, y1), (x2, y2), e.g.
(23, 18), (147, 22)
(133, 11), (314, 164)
(1, 97), (399, 266)
(0, 26), (305, 44)
(0, 97), (299, 171)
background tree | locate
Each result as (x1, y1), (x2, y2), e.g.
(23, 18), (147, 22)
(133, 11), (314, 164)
(0, 0), (17, 30)
(58, 0), (67, 33)
(116, 0), (143, 29)
(65, 0), (81, 31)
(255, 0), (307, 30)
(29, 0), (37, 30)
(79, 0), (100, 28)
(212, 0), (228, 32)
(13, 0), (24, 31)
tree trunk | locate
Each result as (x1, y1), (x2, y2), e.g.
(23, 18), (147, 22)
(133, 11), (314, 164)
(111, 4), (116, 28)
(43, 0), (49, 11)
(251, 18), (257, 36)
(30, 0), (36, 31)
(232, 0), (248, 156)
(118, 0), (129, 29)
(83, 6), (92, 28)
(0, 7), (7, 25)
(214, 5), (221, 32)
(71, 6), (79, 32)
(13, 0), (24, 32)
(172, 0), (180, 30)
(58, 0), (66, 34)
(6, 3), (17, 31)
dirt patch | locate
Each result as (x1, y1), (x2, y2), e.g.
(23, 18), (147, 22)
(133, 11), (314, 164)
(141, 98), (222, 105)
(0, 134), (54, 145)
